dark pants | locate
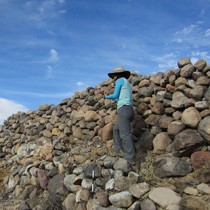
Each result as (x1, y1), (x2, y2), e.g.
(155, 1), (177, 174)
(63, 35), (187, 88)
(113, 105), (135, 161)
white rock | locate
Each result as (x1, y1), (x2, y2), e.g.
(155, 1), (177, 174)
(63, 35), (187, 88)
(109, 191), (133, 208)
(197, 183), (210, 194)
(105, 178), (114, 190)
(184, 186), (198, 195)
(149, 187), (182, 208)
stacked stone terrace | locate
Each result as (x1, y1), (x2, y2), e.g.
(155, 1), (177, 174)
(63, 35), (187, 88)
(0, 58), (210, 209)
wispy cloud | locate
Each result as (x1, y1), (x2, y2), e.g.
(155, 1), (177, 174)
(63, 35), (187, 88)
(1, 0), (210, 113)
(175, 24), (199, 36)
(153, 53), (178, 70)
(57, 0), (65, 3)
(173, 22), (210, 47)
(76, 81), (89, 88)
(172, 38), (182, 43)
(47, 65), (55, 78)
(0, 98), (28, 125)
(205, 29), (210, 37)
(191, 51), (210, 64)
(2, 90), (72, 99)
(173, 23), (201, 44)
(22, 0), (66, 28)
(49, 49), (59, 62)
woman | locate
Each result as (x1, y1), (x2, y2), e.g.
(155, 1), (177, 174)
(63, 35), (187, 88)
(104, 67), (135, 165)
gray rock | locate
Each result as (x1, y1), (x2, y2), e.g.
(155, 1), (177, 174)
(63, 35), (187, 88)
(167, 121), (185, 136)
(141, 199), (156, 210)
(181, 107), (201, 128)
(17, 143), (37, 159)
(153, 132), (172, 153)
(153, 156), (192, 177)
(129, 182), (150, 198)
(84, 163), (101, 178)
(177, 58), (191, 68)
(138, 86), (154, 97)
(198, 116), (210, 142)
(197, 183), (210, 194)
(63, 193), (76, 210)
(189, 86), (206, 101)
(104, 156), (117, 168)
(114, 176), (130, 191)
(128, 201), (141, 210)
(113, 158), (131, 173)
(204, 86), (210, 102)
(47, 174), (65, 195)
(195, 101), (209, 110)
(167, 129), (204, 156)
(109, 191), (133, 208)
(171, 91), (191, 108)
(39, 104), (50, 111)
(180, 64), (195, 78)
(64, 174), (81, 192)
(194, 59), (207, 71)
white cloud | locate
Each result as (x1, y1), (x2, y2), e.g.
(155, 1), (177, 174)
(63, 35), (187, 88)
(158, 61), (176, 69)
(154, 53), (176, 62)
(172, 38), (182, 43)
(173, 22), (210, 48)
(153, 53), (178, 70)
(49, 49), (59, 62)
(77, 81), (88, 87)
(47, 65), (54, 78)
(0, 98), (28, 125)
(191, 51), (210, 63)
(2, 90), (73, 99)
(57, 0), (65, 3)
(175, 24), (199, 36)
(205, 29), (210, 37)
(24, 0), (66, 26)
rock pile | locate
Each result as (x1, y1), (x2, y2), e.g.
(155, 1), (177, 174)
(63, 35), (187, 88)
(0, 58), (210, 210)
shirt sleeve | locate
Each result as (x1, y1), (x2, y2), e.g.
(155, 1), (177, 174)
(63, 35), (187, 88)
(105, 78), (124, 101)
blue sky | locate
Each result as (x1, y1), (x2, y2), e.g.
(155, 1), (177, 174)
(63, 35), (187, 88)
(1, 0), (210, 124)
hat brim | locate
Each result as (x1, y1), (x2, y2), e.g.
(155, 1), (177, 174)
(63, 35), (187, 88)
(108, 71), (131, 79)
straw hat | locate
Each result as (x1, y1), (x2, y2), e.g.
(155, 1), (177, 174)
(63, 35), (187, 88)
(108, 67), (130, 79)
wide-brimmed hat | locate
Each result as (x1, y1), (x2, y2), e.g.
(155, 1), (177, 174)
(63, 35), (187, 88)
(108, 67), (131, 79)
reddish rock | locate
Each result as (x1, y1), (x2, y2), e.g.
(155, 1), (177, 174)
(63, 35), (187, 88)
(101, 122), (113, 141)
(191, 151), (210, 169)
(96, 191), (109, 207)
(37, 170), (48, 189)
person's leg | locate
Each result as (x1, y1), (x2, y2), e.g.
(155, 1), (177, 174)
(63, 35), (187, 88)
(118, 106), (135, 162)
(113, 116), (123, 151)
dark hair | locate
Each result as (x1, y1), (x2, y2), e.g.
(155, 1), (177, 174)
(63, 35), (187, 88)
(115, 72), (127, 79)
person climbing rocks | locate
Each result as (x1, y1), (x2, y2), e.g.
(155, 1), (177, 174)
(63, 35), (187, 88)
(104, 67), (135, 165)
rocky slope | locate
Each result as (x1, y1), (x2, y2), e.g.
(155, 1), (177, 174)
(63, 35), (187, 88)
(0, 58), (210, 210)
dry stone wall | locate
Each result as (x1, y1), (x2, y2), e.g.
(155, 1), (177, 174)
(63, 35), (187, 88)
(0, 58), (210, 210)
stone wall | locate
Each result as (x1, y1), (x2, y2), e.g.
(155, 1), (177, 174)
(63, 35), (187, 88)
(0, 58), (210, 209)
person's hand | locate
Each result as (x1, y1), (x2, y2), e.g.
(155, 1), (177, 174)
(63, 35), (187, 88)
(104, 91), (108, 96)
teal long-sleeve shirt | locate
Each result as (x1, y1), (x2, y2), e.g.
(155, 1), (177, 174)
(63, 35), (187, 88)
(105, 78), (133, 110)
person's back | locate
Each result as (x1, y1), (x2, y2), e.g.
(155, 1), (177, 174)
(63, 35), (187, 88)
(118, 78), (133, 110)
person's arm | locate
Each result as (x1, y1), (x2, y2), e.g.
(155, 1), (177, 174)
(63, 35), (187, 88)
(105, 78), (124, 101)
